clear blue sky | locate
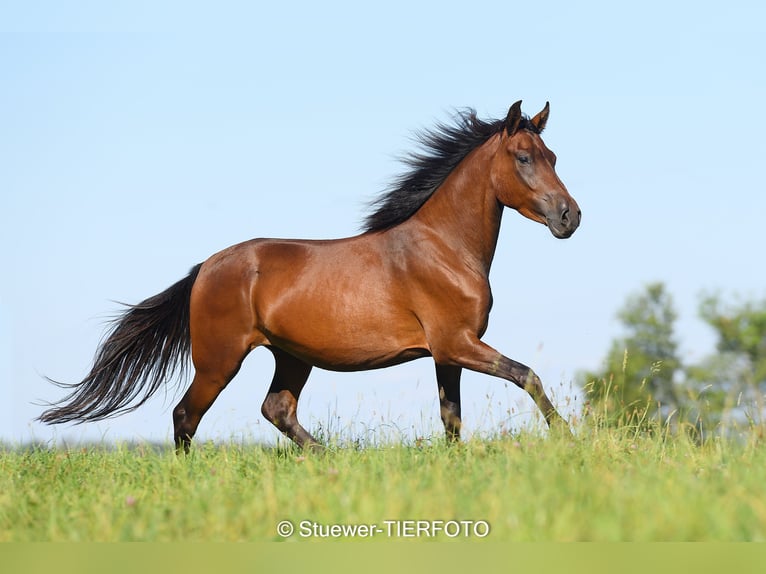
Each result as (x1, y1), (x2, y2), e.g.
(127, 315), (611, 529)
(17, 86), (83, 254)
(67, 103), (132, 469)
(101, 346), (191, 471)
(2, 0), (764, 445)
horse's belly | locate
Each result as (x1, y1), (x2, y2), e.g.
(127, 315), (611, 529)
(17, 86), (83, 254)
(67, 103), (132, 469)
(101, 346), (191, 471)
(298, 345), (431, 372)
(261, 305), (430, 371)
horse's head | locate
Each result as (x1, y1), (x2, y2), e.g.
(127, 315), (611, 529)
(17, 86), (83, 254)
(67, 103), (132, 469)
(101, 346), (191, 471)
(490, 101), (580, 239)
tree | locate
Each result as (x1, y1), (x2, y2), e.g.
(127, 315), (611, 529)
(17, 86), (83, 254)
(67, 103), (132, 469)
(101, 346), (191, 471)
(686, 293), (766, 427)
(582, 285), (766, 435)
(581, 282), (683, 426)
(699, 293), (766, 387)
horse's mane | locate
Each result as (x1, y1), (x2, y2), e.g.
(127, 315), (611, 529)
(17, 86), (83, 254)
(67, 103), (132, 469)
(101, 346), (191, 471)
(362, 109), (539, 232)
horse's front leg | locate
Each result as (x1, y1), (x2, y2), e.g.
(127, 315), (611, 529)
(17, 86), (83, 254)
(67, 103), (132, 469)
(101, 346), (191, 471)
(436, 336), (571, 434)
(435, 364), (462, 442)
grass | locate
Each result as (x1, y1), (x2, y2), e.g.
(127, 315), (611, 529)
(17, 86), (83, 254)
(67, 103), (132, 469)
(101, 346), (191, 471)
(4, 416), (766, 542)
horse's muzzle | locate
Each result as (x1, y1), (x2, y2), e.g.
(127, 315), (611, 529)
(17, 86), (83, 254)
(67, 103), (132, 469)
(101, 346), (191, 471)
(546, 200), (581, 239)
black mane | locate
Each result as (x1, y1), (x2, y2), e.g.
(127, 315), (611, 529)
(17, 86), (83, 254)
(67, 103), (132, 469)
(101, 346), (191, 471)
(363, 109), (539, 232)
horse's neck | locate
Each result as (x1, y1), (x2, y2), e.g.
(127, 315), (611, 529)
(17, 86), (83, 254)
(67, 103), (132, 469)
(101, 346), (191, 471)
(402, 146), (504, 275)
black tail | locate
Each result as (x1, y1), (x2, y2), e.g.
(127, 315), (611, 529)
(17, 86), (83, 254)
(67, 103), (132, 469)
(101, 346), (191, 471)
(39, 264), (203, 424)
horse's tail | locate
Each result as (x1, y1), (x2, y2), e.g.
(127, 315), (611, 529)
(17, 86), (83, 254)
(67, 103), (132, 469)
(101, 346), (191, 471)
(39, 263), (203, 425)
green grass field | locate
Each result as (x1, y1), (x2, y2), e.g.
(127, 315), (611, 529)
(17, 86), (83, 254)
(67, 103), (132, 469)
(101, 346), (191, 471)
(4, 417), (766, 542)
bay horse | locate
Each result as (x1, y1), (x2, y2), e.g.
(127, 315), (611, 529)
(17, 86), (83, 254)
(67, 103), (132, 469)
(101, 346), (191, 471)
(40, 101), (581, 451)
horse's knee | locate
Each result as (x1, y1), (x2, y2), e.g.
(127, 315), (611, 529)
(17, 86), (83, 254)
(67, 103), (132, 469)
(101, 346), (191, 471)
(520, 368), (544, 394)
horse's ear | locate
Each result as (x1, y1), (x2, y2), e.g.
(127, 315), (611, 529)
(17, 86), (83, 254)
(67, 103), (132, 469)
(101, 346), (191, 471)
(505, 100), (523, 135)
(531, 101), (550, 133)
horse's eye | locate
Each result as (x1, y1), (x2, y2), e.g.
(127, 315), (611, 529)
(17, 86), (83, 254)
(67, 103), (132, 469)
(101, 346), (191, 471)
(517, 154), (531, 165)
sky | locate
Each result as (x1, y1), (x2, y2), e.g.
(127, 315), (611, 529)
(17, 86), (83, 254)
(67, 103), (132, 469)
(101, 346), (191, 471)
(2, 0), (765, 447)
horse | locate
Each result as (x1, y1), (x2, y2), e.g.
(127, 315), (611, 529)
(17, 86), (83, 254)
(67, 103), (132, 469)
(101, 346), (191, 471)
(39, 101), (581, 452)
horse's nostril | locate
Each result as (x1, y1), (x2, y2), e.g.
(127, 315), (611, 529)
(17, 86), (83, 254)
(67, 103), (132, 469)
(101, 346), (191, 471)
(561, 208), (570, 224)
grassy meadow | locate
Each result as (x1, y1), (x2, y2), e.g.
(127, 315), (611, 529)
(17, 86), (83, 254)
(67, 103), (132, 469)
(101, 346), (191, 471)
(4, 416), (766, 542)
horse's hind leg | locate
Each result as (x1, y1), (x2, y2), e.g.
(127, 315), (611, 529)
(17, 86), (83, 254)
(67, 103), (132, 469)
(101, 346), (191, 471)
(435, 364), (462, 442)
(173, 343), (250, 453)
(173, 370), (239, 453)
(261, 347), (321, 451)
